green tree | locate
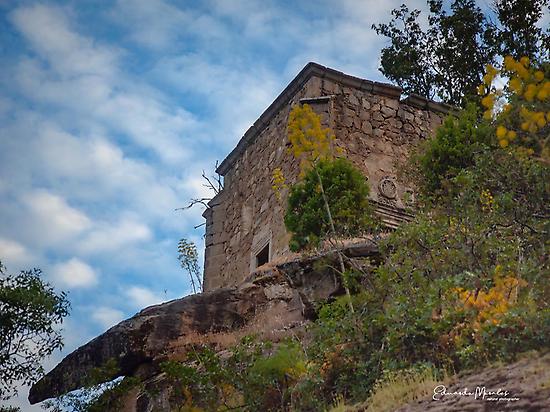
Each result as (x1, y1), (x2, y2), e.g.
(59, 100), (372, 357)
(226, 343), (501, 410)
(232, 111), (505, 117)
(0, 262), (70, 400)
(279, 104), (378, 312)
(495, 0), (550, 61)
(413, 103), (494, 194)
(284, 158), (374, 252)
(281, 104), (377, 252)
(373, 0), (549, 106)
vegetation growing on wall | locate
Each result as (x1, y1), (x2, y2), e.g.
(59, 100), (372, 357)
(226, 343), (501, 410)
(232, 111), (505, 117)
(284, 158), (375, 252)
(178, 237), (203, 294)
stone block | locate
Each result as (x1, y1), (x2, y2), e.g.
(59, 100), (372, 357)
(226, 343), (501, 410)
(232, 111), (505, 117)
(348, 93), (360, 106)
(373, 112), (384, 122)
(381, 106), (396, 117)
(207, 242), (226, 257)
(361, 120), (373, 134)
(362, 98), (371, 110)
(384, 98), (399, 110)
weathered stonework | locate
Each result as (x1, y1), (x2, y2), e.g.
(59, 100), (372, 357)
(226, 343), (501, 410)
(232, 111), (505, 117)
(203, 62), (450, 291)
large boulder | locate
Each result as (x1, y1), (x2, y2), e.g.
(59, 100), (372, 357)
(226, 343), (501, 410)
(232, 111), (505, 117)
(29, 242), (378, 405)
(29, 285), (268, 404)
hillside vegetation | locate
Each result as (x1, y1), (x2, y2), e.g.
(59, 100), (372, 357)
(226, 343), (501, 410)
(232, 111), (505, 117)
(46, 55), (549, 412)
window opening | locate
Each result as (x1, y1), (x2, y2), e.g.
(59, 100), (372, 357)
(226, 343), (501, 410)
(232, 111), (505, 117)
(255, 243), (270, 268)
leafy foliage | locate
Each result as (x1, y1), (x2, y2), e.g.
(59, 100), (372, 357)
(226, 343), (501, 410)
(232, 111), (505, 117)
(0, 406), (20, 412)
(373, 0), (549, 106)
(413, 103), (493, 194)
(494, 0), (550, 60)
(284, 158), (375, 251)
(0, 262), (70, 400)
(43, 359), (140, 412)
(159, 339), (308, 411)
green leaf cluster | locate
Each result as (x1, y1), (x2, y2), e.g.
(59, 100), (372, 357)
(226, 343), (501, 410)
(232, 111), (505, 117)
(414, 103), (493, 194)
(284, 158), (376, 251)
(373, 0), (549, 106)
(0, 263), (70, 400)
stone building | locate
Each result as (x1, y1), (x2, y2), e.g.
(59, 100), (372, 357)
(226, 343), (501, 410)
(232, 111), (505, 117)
(203, 62), (450, 291)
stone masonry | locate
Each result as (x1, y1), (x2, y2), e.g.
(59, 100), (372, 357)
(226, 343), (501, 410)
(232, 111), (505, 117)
(203, 62), (450, 290)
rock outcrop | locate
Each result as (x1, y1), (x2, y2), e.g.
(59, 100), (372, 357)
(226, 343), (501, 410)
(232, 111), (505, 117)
(29, 244), (376, 405)
(29, 286), (267, 404)
(396, 351), (550, 412)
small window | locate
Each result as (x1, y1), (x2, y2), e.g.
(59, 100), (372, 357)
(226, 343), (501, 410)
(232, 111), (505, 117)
(255, 243), (270, 268)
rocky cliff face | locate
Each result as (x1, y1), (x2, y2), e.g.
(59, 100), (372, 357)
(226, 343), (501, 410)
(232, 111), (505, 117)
(29, 245), (373, 407)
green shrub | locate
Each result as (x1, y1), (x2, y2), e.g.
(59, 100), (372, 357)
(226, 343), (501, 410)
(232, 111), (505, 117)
(284, 158), (376, 251)
(414, 103), (493, 195)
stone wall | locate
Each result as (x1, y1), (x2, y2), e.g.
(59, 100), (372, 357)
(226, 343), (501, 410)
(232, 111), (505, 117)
(203, 70), (447, 291)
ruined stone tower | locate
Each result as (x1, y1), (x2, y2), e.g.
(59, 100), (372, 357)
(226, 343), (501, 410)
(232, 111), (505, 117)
(203, 62), (450, 290)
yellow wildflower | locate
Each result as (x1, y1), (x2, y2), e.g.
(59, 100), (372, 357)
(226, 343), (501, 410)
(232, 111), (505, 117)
(503, 55), (515, 71)
(509, 77), (522, 94)
(477, 84), (485, 95)
(524, 84), (537, 101)
(535, 112), (546, 127)
(496, 126), (507, 139)
(481, 95), (494, 109)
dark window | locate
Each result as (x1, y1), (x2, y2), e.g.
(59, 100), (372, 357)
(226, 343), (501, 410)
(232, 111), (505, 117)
(255, 243), (270, 267)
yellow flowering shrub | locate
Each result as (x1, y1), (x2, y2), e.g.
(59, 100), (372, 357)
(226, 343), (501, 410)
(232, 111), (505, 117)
(479, 189), (494, 212)
(479, 56), (549, 157)
(451, 266), (527, 337)
(272, 103), (336, 199)
(271, 167), (287, 200)
(287, 103), (335, 173)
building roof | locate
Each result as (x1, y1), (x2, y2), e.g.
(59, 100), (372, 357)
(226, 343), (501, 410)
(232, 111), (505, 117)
(216, 62), (451, 176)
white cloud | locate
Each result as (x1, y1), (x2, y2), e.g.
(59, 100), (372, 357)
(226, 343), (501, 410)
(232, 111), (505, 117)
(21, 190), (91, 245)
(152, 54), (279, 144)
(52, 257), (98, 288)
(10, 3), (195, 165)
(78, 216), (151, 255)
(111, 0), (229, 50)
(92, 306), (125, 329)
(10, 4), (120, 77)
(0, 237), (31, 269)
(125, 285), (164, 309)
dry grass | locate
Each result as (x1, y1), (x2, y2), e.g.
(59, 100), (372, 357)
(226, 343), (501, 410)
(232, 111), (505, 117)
(365, 367), (443, 412)
(329, 366), (445, 412)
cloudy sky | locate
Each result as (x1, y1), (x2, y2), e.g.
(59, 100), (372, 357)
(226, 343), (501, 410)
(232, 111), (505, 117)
(1, 0), (524, 409)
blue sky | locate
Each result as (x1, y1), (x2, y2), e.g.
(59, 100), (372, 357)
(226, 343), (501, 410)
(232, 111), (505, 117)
(4, 0), (544, 410)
